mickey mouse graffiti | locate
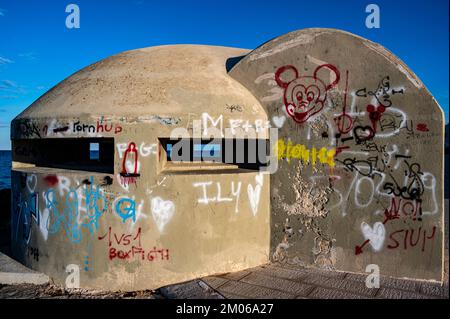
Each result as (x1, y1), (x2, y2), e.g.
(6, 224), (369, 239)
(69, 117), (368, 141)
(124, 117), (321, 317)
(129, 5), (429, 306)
(275, 64), (340, 124)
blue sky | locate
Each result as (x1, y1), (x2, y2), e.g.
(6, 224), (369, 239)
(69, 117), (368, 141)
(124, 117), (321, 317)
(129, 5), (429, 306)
(0, 0), (448, 150)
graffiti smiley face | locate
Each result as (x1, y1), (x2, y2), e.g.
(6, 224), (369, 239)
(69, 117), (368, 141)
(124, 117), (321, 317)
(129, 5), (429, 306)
(275, 64), (340, 124)
(287, 80), (324, 122)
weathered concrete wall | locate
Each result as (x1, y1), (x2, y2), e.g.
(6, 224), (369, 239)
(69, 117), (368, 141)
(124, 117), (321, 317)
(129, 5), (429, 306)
(229, 28), (445, 281)
(10, 30), (445, 289)
(10, 45), (271, 291)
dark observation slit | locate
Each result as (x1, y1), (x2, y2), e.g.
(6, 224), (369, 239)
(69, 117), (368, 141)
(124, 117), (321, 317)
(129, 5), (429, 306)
(12, 138), (114, 174)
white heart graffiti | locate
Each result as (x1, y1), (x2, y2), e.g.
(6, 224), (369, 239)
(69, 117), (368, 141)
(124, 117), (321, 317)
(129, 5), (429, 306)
(247, 174), (263, 216)
(361, 222), (385, 251)
(26, 174), (37, 193)
(272, 115), (286, 128)
(151, 197), (175, 233)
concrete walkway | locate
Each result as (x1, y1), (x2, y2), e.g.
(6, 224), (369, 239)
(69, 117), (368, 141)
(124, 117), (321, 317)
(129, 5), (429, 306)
(198, 263), (449, 299)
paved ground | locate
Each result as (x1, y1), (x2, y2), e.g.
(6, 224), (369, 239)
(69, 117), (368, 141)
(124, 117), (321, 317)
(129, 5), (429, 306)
(200, 263), (449, 299)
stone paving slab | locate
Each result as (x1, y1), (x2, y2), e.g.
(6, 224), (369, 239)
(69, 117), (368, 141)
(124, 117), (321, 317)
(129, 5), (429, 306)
(220, 270), (252, 281)
(217, 280), (295, 299)
(240, 272), (315, 297)
(302, 274), (378, 297)
(159, 280), (224, 299)
(257, 264), (312, 281)
(345, 272), (419, 292)
(375, 288), (436, 299)
(418, 282), (449, 298)
(307, 287), (369, 299)
(201, 276), (229, 290)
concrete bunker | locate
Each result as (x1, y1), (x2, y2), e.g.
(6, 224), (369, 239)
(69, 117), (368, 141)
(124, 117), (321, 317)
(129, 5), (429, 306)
(10, 28), (445, 290)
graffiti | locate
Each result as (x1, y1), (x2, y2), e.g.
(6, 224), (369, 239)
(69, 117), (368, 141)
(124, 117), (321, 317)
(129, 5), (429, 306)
(356, 222), (386, 255)
(193, 182), (233, 204)
(275, 64), (340, 123)
(383, 197), (436, 252)
(334, 70), (354, 134)
(193, 181), (242, 213)
(116, 174), (130, 192)
(356, 193), (435, 255)
(367, 104), (386, 132)
(52, 126), (69, 133)
(355, 76), (404, 108)
(99, 226), (142, 247)
(326, 135), (440, 222)
(43, 120), (66, 137)
(398, 120), (439, 139)
(109, 246), (169, 262)
(119, 142), (140, 186)
(193, 176), (263, 216)
(43, 175), (59, 187)
(201, 113), (270, 137)
(272, 115), (286, 128)
(247, 174), (263, 216)
(100, 176), (113, 186)
(116, 142), (158, 187)
(121, 142), (139, 176)
(40, 118), (123, 137)
(383, 159), (424, 201)
(387, 226), (437, 252)
(114, 196), (145, 224)
(26, 174), (37, 193)
(18, 121), (41, 138)
(151, 197), (175, 233)
(376, 107), (408, 138)
(45, 176), (108, 243)
(276, 139), (336, 167)
(72, 120), (122, 135)
(117, 142), (157, 158)
(13, 191), (38, 245)
(416, 123), (429, 132)
(254, 72), (284, 102)
(383, 197), (423, 222)
(95, 120), (122, 134)
(225, 104), (243, 113)
(149, 115), (181, 125)
(38, 207), (49, 241)
(84, 256), (89, 271)
(115, 197), (137, 223)
(337, 157), (375, 177)
(99, 227), (169, 262)
(354, 77), (406, 136)
(334, 107), (407, 144)
(72, 121), (96, 134)
(353, 126), (375, 144)
(235, 37), (443, 277)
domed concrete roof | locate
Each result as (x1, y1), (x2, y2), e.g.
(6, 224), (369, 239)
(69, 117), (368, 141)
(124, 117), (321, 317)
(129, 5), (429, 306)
(15, 45), (265, 119)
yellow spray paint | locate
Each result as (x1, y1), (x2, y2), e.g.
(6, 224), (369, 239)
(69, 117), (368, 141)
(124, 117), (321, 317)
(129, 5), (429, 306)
(275, 139), (336, 167)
